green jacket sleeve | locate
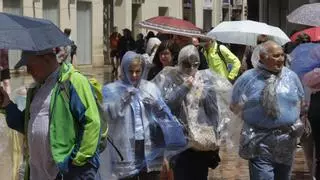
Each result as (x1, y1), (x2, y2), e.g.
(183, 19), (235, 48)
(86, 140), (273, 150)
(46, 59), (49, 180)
(69, 74), (101, 166)
(220, 45), (241, 80)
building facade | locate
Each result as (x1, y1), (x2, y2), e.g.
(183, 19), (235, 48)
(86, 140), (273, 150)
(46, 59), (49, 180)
(113, 0), (247, 37)
(0, 0), (104, 68)
(222, 0), (247, 22)
(248, 0), (320, 35)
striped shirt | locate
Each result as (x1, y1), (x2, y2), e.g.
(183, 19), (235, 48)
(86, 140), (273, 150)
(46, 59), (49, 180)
(28, 69), (59, 180)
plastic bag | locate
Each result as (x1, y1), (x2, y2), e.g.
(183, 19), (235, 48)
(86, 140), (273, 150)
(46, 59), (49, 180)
(11, 87), (27, 180)
(0, 86), (26, 180)
(290, 43), (320, 78)
(152, 45), (240, 151)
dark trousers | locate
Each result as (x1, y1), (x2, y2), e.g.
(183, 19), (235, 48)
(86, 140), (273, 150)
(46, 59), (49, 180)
(56, 163), (99, 180)
(120, 140), (160, 180)
(308, 91), (320, 179)
(172, 148), (220, 180)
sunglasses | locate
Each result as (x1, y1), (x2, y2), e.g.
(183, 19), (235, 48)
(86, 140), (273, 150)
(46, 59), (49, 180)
(181, 61), (200, 68)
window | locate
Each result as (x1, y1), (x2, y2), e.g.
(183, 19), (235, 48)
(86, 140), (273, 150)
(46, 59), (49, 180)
(43, 0), (60, 26)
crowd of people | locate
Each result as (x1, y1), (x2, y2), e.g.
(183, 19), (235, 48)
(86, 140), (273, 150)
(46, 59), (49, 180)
(0, 25), (319, 180)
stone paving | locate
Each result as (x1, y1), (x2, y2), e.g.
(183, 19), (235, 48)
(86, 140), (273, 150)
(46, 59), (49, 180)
(210, 146), (310, 180)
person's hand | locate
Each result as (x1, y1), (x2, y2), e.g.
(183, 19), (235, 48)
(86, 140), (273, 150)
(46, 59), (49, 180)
(160, 158), (173, 180)
(302, 115), (312, 137)
(184, 76), (194, 88)
(0, 87), (10, 108)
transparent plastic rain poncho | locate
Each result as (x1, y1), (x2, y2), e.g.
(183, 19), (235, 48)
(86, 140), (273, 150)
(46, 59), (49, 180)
(152, 45), (238, 151)
(231, 63), (305, 165)
(0, 86), (26, 180)
(101, 51), (186, 179)
(290, 43), (320, 78)
(140, 37), (162, 79)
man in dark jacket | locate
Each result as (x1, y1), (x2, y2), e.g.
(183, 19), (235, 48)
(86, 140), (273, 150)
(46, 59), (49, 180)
(172, 35), (208, 70)
(118, 28), (135, 61)
(0, 49), (11, 94)
(192, 37), (209, 70)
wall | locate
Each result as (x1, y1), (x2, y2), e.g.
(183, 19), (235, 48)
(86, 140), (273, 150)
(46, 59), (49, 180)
(194, 0), (204, 28)
(114, 0), (132, 31)
(259, 0), (311, 34)
(0, 0), (104, 67)
(213, 0), (222, 26)
(140, 0), (183, 35)
(91, 0), (104, 66)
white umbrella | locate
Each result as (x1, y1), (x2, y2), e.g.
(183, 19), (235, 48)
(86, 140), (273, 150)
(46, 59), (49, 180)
(206, 20), (290, 46)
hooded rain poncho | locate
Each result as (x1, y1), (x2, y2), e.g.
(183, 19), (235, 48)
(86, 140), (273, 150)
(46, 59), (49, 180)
(101, 51), (186, 179)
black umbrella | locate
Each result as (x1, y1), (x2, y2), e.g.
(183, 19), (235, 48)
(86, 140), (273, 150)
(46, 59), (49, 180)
(0, 12), (72, 51)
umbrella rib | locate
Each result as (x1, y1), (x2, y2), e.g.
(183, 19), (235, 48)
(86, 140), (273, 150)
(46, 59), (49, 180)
(139, 21), (202, 34)
(139, 23), (203, 37)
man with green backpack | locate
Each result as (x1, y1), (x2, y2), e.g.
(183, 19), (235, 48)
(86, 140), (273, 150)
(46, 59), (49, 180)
(0, 49), (104, 180)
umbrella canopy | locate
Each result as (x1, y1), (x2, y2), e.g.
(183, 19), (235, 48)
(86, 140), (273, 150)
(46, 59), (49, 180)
(290, 43), (320, 78)
(138, 16), (204, 37)
(0, 12), (72, 51)
(287, 3), (320, 27)
(290, 27), (320, 42)
(206, 20), (290, 46)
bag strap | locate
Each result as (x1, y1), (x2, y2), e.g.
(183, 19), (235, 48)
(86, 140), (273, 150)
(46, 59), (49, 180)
(60, 80), (71, 103)
(106, 136), (124, 160)
(216, 44), (228, 68)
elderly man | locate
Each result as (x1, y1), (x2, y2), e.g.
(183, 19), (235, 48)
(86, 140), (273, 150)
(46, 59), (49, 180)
(0, 50), (101, 180)
(230, 41), (305, 180)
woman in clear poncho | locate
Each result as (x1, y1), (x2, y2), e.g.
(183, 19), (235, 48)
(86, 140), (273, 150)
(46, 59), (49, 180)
(102, 51), (186, 180)
(152, 45), (234, 180)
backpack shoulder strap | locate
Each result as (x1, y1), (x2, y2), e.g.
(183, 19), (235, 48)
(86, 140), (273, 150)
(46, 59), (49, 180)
(59, 80), (71, 104)
(58, 71), (81, 104)
(216, 44), (228, 67)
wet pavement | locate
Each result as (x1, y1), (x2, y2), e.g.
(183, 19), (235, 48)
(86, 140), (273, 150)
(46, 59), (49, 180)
(4, 66), (312, 180)
(210, 146), (310, 180)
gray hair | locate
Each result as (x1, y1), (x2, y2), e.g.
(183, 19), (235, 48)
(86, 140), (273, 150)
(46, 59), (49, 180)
(259, 40), (281, 59)
(259, 44), (269, 59)
(178, 44), (200, 64)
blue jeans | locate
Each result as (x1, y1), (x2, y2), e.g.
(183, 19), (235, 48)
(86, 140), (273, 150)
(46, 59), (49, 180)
(249, 157), (292, 180)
